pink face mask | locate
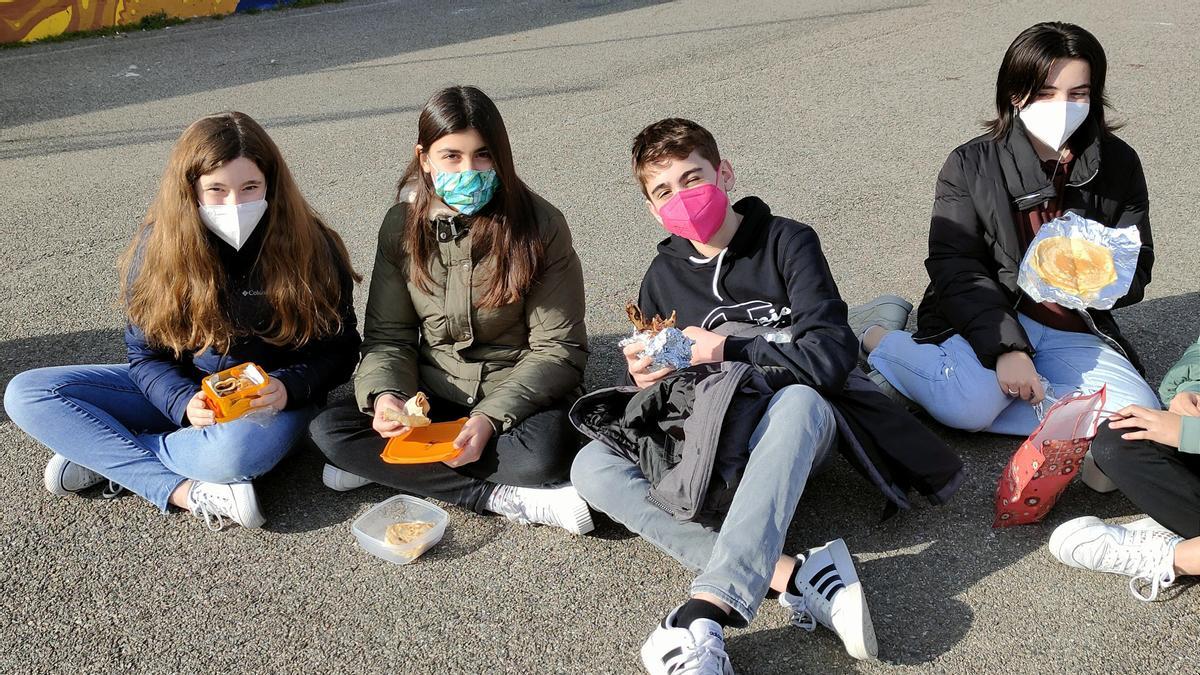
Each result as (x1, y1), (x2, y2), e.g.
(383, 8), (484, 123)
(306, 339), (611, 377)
(656, 182), (729, 244)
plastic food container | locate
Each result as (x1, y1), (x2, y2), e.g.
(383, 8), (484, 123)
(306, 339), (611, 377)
(201, 362), (269, 423)
(381, 418), (468, 464)
(351, 495), (449, 565)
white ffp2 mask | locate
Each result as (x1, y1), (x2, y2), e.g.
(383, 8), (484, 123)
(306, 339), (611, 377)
(198, 199), (268, 250)
(1018, 100), (1090, 151)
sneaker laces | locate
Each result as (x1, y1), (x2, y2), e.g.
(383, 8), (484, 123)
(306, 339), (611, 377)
(675, 640), (731, 675)
(101, 480), (124, 500)
(788, 607), (817, 632)
(1127, 540), (1179, 603)
(487, 485), (532, 524)
(191, 493), (232, 532)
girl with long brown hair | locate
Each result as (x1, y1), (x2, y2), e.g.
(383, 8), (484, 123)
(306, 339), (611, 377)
(308, 86), (593, 534)
(4, 112), (361, 531)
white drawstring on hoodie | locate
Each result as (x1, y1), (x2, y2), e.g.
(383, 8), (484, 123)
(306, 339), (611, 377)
(688, 247), (728, 301)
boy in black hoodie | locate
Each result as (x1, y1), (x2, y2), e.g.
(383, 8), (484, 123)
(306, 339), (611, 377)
(572, 119), (888, 674)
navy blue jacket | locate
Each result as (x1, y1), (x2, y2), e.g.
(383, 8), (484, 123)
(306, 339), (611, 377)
(125, 225), (360, 425)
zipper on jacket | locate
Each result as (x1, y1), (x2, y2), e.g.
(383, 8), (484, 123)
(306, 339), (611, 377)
(1012, 165), (1099, 209)
(646, 491), (682, 517)
(1066, 165), (1099, 189)
(1075, 308), (1130, 362)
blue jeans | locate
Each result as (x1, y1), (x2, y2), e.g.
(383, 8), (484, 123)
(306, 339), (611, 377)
(4, 364), (314, 510)
(868, 314), (1158, 436)
(570, 385), (837, 627)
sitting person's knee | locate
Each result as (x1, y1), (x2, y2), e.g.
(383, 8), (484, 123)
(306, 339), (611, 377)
(928, 396), (1004, 432)
(570, 441), (615, 502)
(772, 384), (824, 409)
(1088, 423), (1128, 472)
(307, 403), (357, 454)
(2, 370), (42, 422)
(766, 385), (832, 428)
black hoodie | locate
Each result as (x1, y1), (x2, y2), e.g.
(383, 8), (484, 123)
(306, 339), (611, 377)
(637, 196), (858, 393)
(636, 196), (965, 510)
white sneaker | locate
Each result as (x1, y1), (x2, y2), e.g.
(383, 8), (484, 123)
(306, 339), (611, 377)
(779, 538), (877, 660)
(43, 453), (103, 496)
(322, 463), (374, 491)
(1125, 516), (1175, 534)
(485, 484), (594, 534)
(187, 481), (265, 531)
(640, 605), (735, 675)
(1079, 452), (1118, 493)
(1049, 516), (1182, 602)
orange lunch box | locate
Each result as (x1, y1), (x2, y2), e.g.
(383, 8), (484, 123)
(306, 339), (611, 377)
(201, 362), (270, 423)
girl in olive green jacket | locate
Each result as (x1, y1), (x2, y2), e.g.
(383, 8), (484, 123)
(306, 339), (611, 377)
(1049, 334), (1200, 602)
(309, 86), (593, 534)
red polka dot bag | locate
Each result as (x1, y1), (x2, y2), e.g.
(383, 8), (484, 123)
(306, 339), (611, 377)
(994, 387), (1108, 528)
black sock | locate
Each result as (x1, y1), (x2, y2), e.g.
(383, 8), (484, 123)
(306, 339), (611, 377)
(674, 598), (730, 628)
(786, 554), (806, 596)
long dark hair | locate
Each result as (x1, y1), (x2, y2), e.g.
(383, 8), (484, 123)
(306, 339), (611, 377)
(395, 86), (543, 309)
(119, 112), (360, 357)
(985, 22), (1117, 139)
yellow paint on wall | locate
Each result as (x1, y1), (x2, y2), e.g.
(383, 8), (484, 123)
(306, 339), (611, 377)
(2, 0), (250, 43)
(20, 6), (72, 41)
(118, 0), (239, 24)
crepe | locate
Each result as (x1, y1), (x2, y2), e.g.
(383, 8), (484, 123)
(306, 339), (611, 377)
(384, 521), (434, 546)
(382, 392), (432, 427)
(211, 375), (253, 396)
(1029, 235), (1117, 298)
(626, 302), (677, 335)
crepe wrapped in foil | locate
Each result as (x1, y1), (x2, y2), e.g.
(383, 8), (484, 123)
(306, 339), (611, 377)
(1017, 212), (1141, 311)
(620, 303), (694, 372)
(620, 327), (694, 372)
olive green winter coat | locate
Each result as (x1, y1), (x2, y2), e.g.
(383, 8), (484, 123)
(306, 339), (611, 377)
(354, 190), (588, 432)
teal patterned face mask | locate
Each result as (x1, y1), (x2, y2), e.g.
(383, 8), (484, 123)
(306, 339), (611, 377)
(432, 168), (499, 215)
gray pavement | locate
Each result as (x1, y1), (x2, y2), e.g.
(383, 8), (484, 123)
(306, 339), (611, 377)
(2, 0), (1199, 672)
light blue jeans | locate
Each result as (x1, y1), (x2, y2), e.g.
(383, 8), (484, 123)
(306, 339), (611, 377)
(570, 385), (837, 627)
(4, 364), (314, 510)
(867, 314), (1158, 436)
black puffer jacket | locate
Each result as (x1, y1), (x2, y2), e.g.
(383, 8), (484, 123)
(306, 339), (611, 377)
(913, 120), (1153, 372)
(571, 362), (794, 523)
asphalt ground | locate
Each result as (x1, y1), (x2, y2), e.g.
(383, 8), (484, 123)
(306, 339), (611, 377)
(2, 0), (1199, 673)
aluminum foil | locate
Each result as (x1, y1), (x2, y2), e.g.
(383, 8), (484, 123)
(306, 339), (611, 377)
(619, 327), (694, 372)
(1017, 212), (1141, 311)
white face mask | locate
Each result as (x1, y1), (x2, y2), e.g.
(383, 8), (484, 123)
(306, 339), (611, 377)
(1018, 100), (1090, 151)
(197, 199), (268, 250)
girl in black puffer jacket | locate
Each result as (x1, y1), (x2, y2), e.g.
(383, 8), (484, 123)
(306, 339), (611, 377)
(856, 22), (1158, 455)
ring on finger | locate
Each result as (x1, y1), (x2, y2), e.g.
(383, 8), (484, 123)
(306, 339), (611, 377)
(1007, 387), (1019, 395)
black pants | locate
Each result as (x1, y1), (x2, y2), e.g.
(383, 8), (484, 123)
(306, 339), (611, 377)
(1091, 421), (1200, 538)
(308, 395), (581, 513)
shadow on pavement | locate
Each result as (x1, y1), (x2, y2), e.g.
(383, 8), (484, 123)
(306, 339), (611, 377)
(0, 80), (608, 160)
(0, 0), (664, 130)
(1112, 291), (1199, 383)
(0, 1), (923, 132)
(0, 327), (125, 422)
(583, 331), (628, 391)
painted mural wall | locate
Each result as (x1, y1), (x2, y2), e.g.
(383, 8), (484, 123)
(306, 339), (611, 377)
(0, 0), (285, 44)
